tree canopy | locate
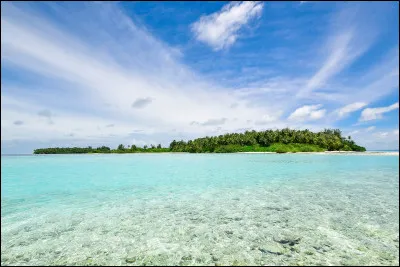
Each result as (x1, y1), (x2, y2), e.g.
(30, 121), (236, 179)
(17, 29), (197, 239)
(168, 128), (365, 153)
(33, 128), (366, 154)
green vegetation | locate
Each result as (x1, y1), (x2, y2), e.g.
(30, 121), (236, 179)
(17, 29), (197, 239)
(264, 143), (326, 153)
(33, 128), (366, 154)
(33, 144), (170, 154)
(168, 128), (365, 152)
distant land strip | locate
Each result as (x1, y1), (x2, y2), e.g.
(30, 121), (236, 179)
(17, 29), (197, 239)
(33, 128), (366, 154)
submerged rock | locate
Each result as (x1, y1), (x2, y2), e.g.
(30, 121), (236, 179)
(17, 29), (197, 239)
(181, 255), (193, 261)
(290, 246), (300, 253)
(232, 259), (248, 266)
(273, 232), (301, 246)
(259, 243), (286, 255)
(379, 251), (396, 261)
(125, 257), (137, 263)
(312, 240), (333, 252)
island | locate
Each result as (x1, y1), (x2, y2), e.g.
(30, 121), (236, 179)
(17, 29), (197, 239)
(33, 128), (366, 154)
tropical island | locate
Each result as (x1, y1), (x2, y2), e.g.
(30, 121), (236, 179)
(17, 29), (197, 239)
(33, 128), (366, 154)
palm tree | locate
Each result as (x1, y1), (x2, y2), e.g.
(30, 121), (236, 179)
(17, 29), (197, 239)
(117, 144), (125, 150)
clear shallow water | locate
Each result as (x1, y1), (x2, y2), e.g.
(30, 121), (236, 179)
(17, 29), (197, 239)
(1, 154), (399, 266)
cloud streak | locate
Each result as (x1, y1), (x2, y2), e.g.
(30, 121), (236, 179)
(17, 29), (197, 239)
(0, 2), (279, 145)
(359, 102), (399, 122)
(297, 3), (384, 99)
(336, 102), (368, 118)
(0, 2), (398, 153)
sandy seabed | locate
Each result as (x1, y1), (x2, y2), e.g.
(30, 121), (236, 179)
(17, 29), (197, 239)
(1, 169), (399, 266)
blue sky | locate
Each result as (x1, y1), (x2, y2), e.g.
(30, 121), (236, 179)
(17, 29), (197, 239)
(1, 1), (399, 153)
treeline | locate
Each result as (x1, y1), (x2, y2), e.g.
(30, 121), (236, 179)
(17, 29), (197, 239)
(33, 144), (168, 154)
(33, 128), (366, 154)
(169, 128), (365, 152)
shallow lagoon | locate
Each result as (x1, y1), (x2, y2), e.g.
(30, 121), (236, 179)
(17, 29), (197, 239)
(1, 154), (399, 266)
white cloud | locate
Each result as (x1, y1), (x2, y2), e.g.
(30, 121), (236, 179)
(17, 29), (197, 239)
(348, 130), (360, 136)
(0, 2), (282, 146)
(344, 125), (375, 138)
(374, 132), (389, 138)
(0, 94), (150, 142)
(191, 1), (263, 50)
(1, 2), (398, 153)
(130, 138), (150, 147)
(342, 127), (399, 150)
(366, 126), (376, 132)
(302, 46), (399, 109)
(336, 102), (367, 118)
(301, 31), (355, 96)
(288, 104), (326, 122)
(359, 102), (399, 122)
(297, 4), (382, 99)
(347, 47), (399, 104)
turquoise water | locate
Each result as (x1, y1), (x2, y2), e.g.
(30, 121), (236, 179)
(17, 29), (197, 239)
(1, 154), (399, 266)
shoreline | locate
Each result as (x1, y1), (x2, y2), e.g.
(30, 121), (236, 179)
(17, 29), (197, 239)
(237, 151), (399, 156)
(10, 151), (398, 156)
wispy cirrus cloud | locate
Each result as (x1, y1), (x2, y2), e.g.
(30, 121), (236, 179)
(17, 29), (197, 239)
(0, 2), (280, 147)
(191, 1), (263, 50)
(335, 102), (368, 118)
(296, 3), (385, 99)
(230, 3), (397, 121)
(190, 118), (228, 126)
(200, 118), (228, 126)
(1, 2), (398, 153)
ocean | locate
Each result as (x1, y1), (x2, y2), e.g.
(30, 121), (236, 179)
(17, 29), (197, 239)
(1, 154), (399, 266)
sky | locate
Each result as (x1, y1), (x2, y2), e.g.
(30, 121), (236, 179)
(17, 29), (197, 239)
(1, 1), (399, 154)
